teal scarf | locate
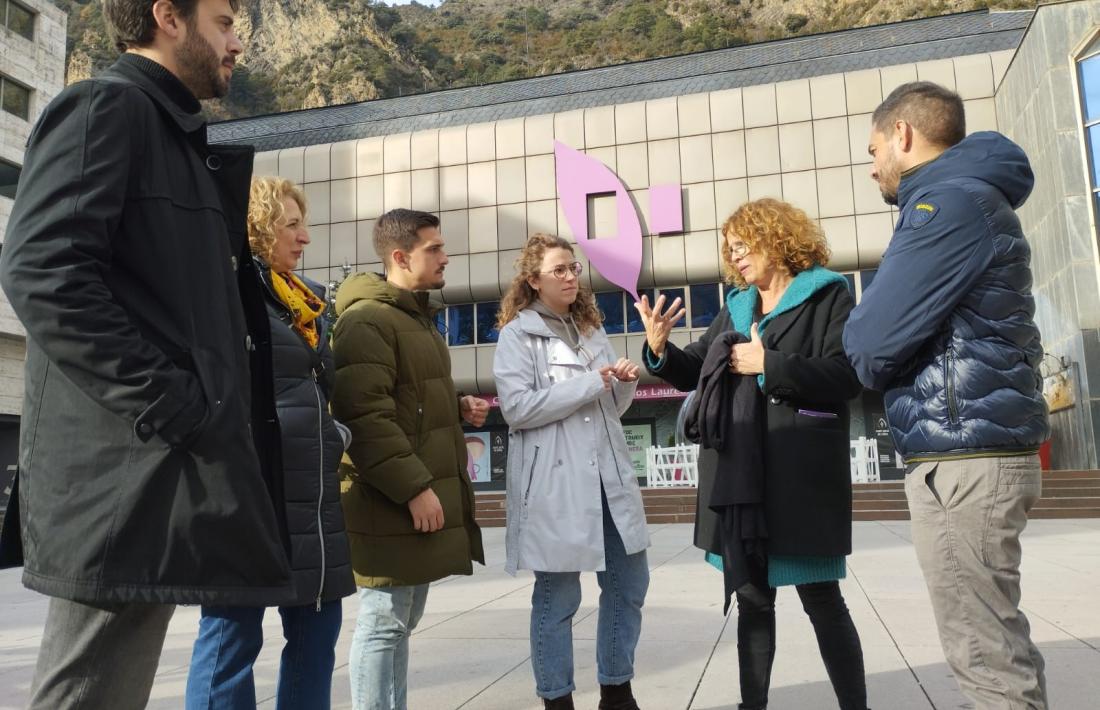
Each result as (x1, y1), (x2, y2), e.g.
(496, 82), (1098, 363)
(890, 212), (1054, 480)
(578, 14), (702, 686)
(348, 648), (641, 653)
(725, 264), (849, 389)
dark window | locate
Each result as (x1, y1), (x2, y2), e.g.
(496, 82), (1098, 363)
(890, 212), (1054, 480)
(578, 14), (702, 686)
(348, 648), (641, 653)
(628, 288), (687, 333)
(0, 75), (30, 121)
(660, 288), (686, 328)
(859, 269), (877, 297)
(434, 310), (447, 337)
(3, 1), (34, 41)
(475, 300), (500, 344)
(689, 283), (721, 328)
(595, 291), (625, 334)
(447, 304), (474, 346)
(843, 273), (856, 297)
(0, 159), (18, 200)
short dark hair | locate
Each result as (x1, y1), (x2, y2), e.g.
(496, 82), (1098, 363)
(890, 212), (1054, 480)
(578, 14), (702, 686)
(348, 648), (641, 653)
(103, 0), (240, 52)
(373, 209), (441, 266)
(872, 81), (966, 148)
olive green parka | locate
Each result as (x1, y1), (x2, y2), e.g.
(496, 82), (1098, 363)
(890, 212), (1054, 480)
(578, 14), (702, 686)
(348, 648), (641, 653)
(332, 273), (484, 587)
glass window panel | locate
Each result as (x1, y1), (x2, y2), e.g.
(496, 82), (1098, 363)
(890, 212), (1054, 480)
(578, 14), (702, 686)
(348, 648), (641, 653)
(447, 304), (474, 346)
(595, 291), (625, 334)
(1090, 124), (1100, 187)
(1081, 54), (1100, 124)
(859, 269), (877, 297)
(0, 159), (19, 200)
(629, 288), (687, 333)
(475, 300), (500, 344)
(843, 273), (856, 297)
(689, 283), (720, 328)
(626, 298), (645, 333)
(7, 1), (34, 41)
(433, 310), (446, 337)
(1, 78), (30, 121)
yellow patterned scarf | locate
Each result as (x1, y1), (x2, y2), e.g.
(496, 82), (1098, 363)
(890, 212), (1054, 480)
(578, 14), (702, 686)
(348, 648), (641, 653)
(271, 271), (326, 348)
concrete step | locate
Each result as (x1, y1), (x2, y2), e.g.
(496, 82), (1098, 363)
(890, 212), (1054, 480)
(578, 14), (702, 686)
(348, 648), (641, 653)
(473, 471), (1100, 525)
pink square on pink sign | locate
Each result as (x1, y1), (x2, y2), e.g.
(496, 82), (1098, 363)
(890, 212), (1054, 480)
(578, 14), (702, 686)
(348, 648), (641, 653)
(648, 184), (683, 234)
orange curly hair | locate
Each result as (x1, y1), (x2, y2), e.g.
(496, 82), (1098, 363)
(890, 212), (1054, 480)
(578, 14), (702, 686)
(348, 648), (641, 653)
(720, 198), (831, 288)
(248, 176), (307, 266)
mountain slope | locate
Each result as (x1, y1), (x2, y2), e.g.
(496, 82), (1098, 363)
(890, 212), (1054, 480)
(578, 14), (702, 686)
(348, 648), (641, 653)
(56, 0), (1035, 120)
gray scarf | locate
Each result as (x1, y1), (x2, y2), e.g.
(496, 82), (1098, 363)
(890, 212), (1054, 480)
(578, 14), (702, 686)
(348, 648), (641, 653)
(528, 300), (583, 352)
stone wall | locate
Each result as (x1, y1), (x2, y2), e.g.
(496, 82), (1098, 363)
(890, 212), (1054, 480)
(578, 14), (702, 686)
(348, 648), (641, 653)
(0, 0), (68, 413)
(996, 0), (1100, 469)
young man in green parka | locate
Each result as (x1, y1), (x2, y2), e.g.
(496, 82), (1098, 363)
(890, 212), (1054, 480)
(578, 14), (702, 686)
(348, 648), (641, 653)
(331, 208), (486, 710)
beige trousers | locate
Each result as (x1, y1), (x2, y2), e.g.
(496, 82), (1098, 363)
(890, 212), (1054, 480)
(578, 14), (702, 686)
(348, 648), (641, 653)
(905, 455), (1048, 710)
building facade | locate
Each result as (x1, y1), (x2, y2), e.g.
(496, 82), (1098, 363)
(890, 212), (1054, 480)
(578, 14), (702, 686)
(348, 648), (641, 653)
(0, 0), (65, 507)
(212, 8), (1034, 481)
(4, 4), (1097, 489)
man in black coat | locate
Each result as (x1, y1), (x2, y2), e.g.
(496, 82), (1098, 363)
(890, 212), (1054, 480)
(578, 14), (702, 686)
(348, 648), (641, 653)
(0, 1), (292, 707)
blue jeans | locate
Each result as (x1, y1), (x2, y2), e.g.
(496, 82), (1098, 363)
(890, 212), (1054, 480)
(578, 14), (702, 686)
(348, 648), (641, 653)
(349, 584), (430, 710)
(184, 601), (342, 710)
(531, 497), (650, 700)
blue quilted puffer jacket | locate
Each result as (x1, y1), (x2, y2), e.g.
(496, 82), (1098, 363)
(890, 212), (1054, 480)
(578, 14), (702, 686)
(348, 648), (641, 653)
(843, 132), (1050, 461)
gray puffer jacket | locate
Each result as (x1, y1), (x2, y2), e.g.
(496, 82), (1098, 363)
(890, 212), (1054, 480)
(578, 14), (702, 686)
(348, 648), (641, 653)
(258, 260), (355, 607)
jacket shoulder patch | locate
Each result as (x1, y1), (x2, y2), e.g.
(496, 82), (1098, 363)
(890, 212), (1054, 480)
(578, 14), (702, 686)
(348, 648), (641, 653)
(909, 201), (939, 228)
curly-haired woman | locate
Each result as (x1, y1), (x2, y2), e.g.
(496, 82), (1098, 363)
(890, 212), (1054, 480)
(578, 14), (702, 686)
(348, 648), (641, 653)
(185, 177), (355, 710)
(636, 199), (869, 710)
(493, 234), (649, 710)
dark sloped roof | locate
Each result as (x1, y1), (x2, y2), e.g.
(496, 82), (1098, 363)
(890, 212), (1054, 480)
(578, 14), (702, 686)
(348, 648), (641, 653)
(209, 9), (1032, 151)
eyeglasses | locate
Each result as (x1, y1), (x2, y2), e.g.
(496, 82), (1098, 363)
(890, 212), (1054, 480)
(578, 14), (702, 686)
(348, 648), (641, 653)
(541, 262), (584, 280)
(728, 242), (750, 259)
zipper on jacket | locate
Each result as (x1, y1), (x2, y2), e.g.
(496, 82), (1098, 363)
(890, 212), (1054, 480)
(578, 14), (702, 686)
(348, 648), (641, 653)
(523, 445), (541, 506)
(945, 350), (960, 426)
(311, 367), (327, 612)
(415, 404), (424, 451)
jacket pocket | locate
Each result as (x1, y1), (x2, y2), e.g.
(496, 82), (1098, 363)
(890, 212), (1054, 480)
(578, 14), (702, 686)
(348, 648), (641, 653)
(522, 445), (541, 515)
(944, 350), (960, 426)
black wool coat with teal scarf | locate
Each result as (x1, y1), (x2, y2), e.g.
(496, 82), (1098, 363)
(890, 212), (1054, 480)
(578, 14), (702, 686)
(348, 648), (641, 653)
(646, 266), (862, 558)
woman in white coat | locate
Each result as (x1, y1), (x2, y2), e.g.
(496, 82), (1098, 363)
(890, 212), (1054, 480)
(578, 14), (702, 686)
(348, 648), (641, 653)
(494, 233), (650, 710)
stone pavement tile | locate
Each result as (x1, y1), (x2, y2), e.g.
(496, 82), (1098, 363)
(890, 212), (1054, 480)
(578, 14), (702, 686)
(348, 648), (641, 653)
(459, 638), (715, 710)
(689, 640), (933, 710)
(1041, 644), (1100, 709)
(340, 638), (533, 710)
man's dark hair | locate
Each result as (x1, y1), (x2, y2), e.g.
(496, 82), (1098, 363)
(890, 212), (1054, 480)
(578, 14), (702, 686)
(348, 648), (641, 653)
(373, 209), (441, 266)
(872, 81), (966, 148)
(103, 0), (240, 52)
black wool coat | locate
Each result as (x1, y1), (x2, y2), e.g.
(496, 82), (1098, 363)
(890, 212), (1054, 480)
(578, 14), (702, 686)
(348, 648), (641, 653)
(0, 55), (293, 605)
(257, 262), (355, 607)
(646, 281), (862, 557)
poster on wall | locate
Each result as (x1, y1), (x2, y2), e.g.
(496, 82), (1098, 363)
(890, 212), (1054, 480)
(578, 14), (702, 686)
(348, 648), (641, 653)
(464, 432), (492, 484)
(621, 420), (656, 484)
(489, 430), (508, 482)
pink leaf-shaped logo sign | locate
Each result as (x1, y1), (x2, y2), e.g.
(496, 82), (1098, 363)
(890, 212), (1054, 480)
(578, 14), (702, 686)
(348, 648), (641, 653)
(554, 141), (643, 301)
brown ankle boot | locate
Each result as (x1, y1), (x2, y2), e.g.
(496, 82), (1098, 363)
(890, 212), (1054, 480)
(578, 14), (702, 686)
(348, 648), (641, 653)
(543, 693), (575, 709)
(599, 681), (640, 710)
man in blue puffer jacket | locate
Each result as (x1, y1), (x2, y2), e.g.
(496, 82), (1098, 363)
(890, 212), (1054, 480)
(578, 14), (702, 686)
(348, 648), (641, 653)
(844, 82), (1050, 710)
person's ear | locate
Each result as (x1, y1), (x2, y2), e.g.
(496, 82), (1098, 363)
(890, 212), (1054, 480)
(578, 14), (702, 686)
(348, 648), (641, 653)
(151, 0), (184, 40)
(894, 120), (914, 153)
(391, 249), (411, 271)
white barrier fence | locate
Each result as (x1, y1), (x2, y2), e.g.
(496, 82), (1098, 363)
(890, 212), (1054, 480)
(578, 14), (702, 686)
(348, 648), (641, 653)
(850, 437), (881, 483)
(644, 444), (700, 488)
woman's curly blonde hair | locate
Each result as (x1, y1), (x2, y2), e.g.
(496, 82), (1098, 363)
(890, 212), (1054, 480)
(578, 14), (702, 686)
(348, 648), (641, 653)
(720, 198), (830, 288)
(248, 176), (307, 265)
(497, 234), (604, 335)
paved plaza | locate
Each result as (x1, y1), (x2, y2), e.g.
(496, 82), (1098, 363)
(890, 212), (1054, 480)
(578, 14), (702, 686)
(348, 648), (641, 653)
(1, 519), (1097, 709)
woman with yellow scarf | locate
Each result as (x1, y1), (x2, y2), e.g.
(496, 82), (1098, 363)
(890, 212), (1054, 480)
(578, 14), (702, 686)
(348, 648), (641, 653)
(185, 177), (355, 710)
